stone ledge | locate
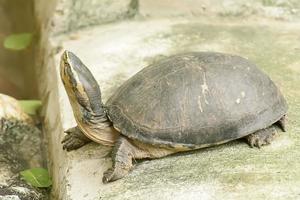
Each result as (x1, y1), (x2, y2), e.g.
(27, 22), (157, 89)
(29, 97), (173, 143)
(42, 18), (300, 199)
(139, 0), (300, 21)
(51, 0), (138, 35)
(35, 0), (300, 37)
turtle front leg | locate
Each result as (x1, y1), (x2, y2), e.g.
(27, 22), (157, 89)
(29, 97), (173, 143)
(62, 126), (92, 151)
(102, 137), (135, 183)
(102, 137), (178, 183)
(245, 126), (277, 148)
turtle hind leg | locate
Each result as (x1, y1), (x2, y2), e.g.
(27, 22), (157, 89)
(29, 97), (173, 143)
(62, 126), (92, 151)
(276, 115), (287, 132)
(245, 126), (277, 148)
(102, 137), (177, 183)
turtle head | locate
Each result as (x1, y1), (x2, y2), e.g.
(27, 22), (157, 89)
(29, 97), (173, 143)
(60, 51), (119, 146)
(60, 50), (105, 123)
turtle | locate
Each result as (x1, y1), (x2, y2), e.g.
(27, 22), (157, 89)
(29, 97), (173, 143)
(60, 50), (288, 183)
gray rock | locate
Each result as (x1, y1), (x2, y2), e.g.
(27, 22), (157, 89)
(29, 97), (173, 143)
(0, 195), (21, 200)
(0, 119), (47, 200)
(0, 95), (47, 200)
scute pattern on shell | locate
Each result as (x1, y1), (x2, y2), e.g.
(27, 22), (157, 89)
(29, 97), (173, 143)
(106, 52), (288, 147)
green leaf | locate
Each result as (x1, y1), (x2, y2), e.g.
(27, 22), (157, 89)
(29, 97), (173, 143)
(20, 168), (52, 188)
(18, 100), (42, 115)
(4, 33), (33, 50)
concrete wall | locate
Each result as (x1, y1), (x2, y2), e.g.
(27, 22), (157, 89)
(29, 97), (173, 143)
(139, 0), (300, 20)
(0, 0), (38, 99)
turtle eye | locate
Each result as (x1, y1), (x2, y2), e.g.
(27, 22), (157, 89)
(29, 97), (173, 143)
(63, 60), (71, 75)
(65, 65), (78, 88)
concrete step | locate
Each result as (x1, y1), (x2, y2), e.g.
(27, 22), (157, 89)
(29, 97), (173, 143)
(41, 18), (300, 200)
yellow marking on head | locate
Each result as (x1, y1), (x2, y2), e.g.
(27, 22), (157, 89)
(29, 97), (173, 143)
(60, 51), (92, 125)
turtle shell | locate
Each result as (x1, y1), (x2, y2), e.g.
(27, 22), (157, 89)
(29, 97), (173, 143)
(105, 52), (287, 148)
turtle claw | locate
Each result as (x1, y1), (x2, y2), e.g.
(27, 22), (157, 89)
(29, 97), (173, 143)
(62, 135), (86, 151)
(246, 126), (277, 148)
(61, 133), (72, 144)
(102, 166), (130, 184)
(102, 168), (114, 183)
(61, 126), (92, 151)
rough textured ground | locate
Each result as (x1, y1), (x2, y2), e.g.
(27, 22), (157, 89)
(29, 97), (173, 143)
(44, 17), (300, 199)
(0, 94), (47, 200)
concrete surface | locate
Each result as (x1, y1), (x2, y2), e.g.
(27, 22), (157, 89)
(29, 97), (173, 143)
(41, 17), (300, 199)
(32, 0), (300, 199)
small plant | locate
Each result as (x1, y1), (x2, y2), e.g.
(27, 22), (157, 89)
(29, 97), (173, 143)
(20, 168), (52, 188)
(19, 100), (42, 115)
(3, 33), (33, 50)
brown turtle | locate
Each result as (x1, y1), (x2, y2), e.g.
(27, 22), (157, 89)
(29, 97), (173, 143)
(60, 51), (287, 183)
